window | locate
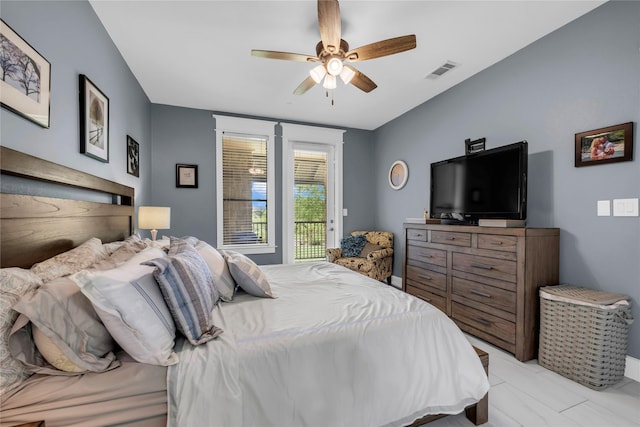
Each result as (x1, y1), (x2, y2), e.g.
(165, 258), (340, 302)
(214, 115), (277, 254)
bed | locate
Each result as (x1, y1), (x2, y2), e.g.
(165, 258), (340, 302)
(0, 146), (489, 427)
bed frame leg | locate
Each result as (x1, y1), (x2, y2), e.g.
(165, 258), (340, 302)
(465, 392), (488, 425)
(465, 346), (489, 425)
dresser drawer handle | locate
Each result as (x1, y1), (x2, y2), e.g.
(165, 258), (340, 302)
(414, 233), (424, 237)
(471, 317), (492, 326)
(491, 241), (503, 245)
(470, 289), (492, 298)
(421, 254), (433, 258)
(445, 237), (456, 241)
(470, 263), (493, 270)
(418, 274), (433, 281)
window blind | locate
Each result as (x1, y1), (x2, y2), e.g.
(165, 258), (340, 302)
(222, 133), (268, 246)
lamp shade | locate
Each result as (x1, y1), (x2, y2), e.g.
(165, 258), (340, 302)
(138, 207), (171, 240)
(323, 74), (337, 90)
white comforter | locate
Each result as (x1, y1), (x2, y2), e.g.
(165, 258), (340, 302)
(167, 262), (489, 427)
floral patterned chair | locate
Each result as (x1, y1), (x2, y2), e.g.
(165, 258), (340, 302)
(326, 231), (394, 284)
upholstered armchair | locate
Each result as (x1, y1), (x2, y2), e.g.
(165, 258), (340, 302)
(326, 231), (394, 284)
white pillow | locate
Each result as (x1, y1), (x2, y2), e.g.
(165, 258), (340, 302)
(195, 241), (236, 301)
(0, 268), (43, 395)
(221, 250), (274, 298)
(30, 237), (108, 282)
(72, 247), (179, 366)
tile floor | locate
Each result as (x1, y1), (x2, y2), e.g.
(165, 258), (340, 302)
(428, 335), (640, 427)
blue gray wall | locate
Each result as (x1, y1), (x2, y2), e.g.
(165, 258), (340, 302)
(373, 1), (639, 357)
(149, 104), (376, 264)
(0, 0), (152, 207)
(2, 0), (637, 357)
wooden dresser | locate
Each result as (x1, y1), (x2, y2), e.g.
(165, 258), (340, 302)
(402, 223), (559, 362)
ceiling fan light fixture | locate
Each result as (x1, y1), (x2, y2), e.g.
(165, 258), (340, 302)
(326, 57), (343, 76)
(323, 74), (337, 89)
(340, 66), (356, 84)
(309, 64), (327, 83)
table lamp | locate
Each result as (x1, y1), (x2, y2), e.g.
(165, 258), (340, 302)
(138, 206), (171, 241)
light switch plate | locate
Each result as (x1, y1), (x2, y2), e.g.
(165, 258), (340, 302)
(342, 208), (348, 216)
(613, 198), (639, 217)
(597, 200), (611, 216)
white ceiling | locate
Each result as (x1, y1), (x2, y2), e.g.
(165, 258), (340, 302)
(89, 0), (606, 131)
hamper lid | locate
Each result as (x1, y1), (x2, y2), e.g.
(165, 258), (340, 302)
(540, 284), (630, 306)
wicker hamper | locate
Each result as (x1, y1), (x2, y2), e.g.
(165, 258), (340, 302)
(538, 284), (633, 390)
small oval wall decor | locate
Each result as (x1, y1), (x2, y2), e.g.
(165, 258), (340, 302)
(388, 160), (408, 190)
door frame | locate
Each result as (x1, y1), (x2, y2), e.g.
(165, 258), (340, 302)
(281, 123), (344, 264)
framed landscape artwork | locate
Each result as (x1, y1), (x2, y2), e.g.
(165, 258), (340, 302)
(575, 122), (634, 167)
(127, 136), (139, 177)
(0, 19), (51, 128)
(80, 74), (109, 162)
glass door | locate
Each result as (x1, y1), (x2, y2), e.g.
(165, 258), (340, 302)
(292, 144), (335, 262)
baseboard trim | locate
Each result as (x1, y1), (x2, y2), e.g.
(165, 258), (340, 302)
(390, 274), (402, 289)
(626, 355), (640, 382)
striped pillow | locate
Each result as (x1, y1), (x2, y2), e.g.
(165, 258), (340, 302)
(170, 236), (236, 301)
(144, 239), (222, 345)
(221, 250), (274, 298)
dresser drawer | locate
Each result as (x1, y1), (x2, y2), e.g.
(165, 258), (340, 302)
(407, 285), (446, 313)
(452, 301), (515, 344)
(452, 277), (516, 313)
(406, 264), (447, 292)
(407, 228), (428, 242)
(478, 234), (517, 253)
(407, 245), (446, 267)
(432, 231), (471, 247)
(453, 252), (517, 283)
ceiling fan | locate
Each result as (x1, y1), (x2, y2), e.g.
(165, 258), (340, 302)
(251, 0), (417, 96)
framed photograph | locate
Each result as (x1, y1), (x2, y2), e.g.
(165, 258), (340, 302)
(176, 164), (198, 188)
(127, 136), (140, 177)
(388, 160), (408, 190)
(79, 74), (109, 162)
(575, 122), (634, 167)
(465, 137), (486, 155)
(0, 19), (51, 128)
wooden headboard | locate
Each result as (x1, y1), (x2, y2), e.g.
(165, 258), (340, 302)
(1, 146), (134, 268)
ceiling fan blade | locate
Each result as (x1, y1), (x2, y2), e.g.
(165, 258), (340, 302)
(345, 65), (377, 93)
(293, 76), (318, 95)
(318, 0), (341, 54)
(345, 35), (417, 62)
(252, 50), (319, 63)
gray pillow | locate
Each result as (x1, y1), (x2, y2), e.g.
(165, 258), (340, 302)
(9, 277), (120, 376)
(221, 250), (274, 298)
(144, 238), (223, 345)
(168, 236), (236, 301)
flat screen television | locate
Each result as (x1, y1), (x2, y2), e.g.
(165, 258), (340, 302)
(430, 141), (528, 225)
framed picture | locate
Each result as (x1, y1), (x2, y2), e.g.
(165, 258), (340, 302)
(0, 19), (51, 128)
(575, 122), (634, 167)
(79, 74), (109, 162)
(127, 136), (140, 177)
(465, 137), (486, 155)
(176, 164), (198, 188)
(388, 160), (408, 190)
